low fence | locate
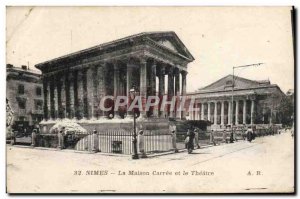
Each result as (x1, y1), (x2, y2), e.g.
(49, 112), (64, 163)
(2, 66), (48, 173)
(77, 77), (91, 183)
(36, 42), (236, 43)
(176, 129), (252, 149)
(74, 130), (173, 155)
(8, 125), (281, 155)
(75, 130), (133, 154)
(9, 129), (174, 156)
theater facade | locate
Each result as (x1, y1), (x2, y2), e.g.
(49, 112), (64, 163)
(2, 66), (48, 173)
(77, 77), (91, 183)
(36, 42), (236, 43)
(186, 75), (285, 129)
(36, 32), (194, 133)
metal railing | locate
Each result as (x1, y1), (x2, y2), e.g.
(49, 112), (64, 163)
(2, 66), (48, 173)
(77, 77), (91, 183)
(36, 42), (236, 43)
(9, 125), (282, 155)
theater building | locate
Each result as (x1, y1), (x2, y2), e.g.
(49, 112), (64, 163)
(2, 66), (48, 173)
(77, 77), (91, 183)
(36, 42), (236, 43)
(36, 31), (194, 133)
(186, 75), (285, 129)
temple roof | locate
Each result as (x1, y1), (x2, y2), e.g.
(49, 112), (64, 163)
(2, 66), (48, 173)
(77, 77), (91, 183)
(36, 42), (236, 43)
(189, 74), (285, 96)
(35, 31), (194, 70)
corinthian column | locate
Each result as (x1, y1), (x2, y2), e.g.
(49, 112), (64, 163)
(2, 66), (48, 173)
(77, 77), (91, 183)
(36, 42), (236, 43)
(150, 60), (158, 118)
(140, 57), (148, 118)
(201, 103), (204, 120)
(82, 69), (88, 119)
(50, 76), (56, 120)
(228, 101), (232, 125)
(251, 100), (255, 125)
(77, 70), (84, 120)
(181, 70), (187, 119)
(60, 73), (66, 119)
(68, 71), (75, 119)
(42, 76), (49, 121)
(126, 62), (134, 118)
(214, 101), (217, 125)
(207, 102), (211, 122)
(174, 68), (180, 118)
(73, 71), (80, 120)
(158, 64), (165, 118)
(113, 61), (121, 118)
(91, 66), (99, 119)
(221, 101), (224, 125)
(87, 66), (96, 120)
(243, 99), (247, 124)
(53, 77), (58, 120)
(235, 100), (239, 125)
(167, 66), (174, 118)
(47, 78), (52, 120)
(64, 72), (70, 119)
(98, 63), (107, 119)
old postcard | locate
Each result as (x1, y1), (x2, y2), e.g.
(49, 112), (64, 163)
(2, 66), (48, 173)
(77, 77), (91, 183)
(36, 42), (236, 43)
(6, 6), (295, 194)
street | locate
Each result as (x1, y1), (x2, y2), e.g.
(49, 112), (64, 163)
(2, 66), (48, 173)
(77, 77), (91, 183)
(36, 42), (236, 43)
(7, 131), (294, 193)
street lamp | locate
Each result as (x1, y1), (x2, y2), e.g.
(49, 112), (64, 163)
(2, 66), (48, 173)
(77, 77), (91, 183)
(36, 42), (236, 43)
(129, 86), (139, 159)
(230, 63), (264, 143)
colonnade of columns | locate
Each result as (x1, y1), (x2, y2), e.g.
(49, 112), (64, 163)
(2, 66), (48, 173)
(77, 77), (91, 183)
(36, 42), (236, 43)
(42, 56), (188, 121)
(189, 99), (256, 126)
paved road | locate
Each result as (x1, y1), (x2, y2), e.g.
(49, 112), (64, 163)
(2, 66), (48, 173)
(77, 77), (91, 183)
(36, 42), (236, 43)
(7, 131), (294, 193)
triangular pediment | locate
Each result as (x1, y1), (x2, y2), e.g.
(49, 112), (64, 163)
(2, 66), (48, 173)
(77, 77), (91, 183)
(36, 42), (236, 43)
(155, 39), (179, 53)
(199, 75), (268, 92)
(145, 32), (194, 61)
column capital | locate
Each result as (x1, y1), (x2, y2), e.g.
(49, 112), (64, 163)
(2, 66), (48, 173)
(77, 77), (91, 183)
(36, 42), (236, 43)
(173, 67), (180, 75)
(167, 66), (174, 75)
(113, 62), (119, 71)
(181, 70), (188, 76)
(139, 56), (148, 64)
(159, 64), (166, 75)
(151, 59), (157, 66)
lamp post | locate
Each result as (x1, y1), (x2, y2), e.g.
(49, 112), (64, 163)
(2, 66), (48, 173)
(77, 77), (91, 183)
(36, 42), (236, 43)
(230, 63), (264, 143)
(130, 86), (139, 159)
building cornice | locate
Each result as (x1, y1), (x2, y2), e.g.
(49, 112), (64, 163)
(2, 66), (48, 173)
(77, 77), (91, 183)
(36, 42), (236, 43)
(36, 32), (194, 72)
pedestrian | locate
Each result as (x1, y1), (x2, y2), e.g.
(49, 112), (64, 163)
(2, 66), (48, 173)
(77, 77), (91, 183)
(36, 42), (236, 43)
(24, 128), (27, 137)
(10, 130), (16, 145)
(187, 130), (195, 150)
(246, 126), (254, 142)
(170, 124), (178, 153)
(185, 129), (190, 149)
(222, 129), (227, 143)
(243, 126), (248, 140)
(31, 129), (37, 147)
(61, 127), (66, 149)
(210, 130), (216, 146)
(138, 130), (147, 158)
(171, 130), (178, 153)
(186, 128), (195, 153)
(194, 128), (200, 149)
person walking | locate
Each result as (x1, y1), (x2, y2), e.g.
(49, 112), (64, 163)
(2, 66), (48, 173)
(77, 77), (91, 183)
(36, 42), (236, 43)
(138, 130), (147, 158)
(170, 124), (179, 153)
(194, 128), (200, 149)
(185, 129), (190, 149)
(186, 128), (195, 153)
(246, 126), (254, 142)
(31, 129), (37, 147)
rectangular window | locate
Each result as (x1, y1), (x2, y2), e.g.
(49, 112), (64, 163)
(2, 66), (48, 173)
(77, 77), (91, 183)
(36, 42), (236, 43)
(36, 87), (42, 96)
(18, 100), (26, 109)
(35, 100), (43, 110)
(18, 84), (25, 95)
(18, 116), (26, 121)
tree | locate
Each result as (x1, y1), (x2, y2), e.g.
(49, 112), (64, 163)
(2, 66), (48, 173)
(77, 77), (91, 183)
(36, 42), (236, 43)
(277, 94), (294, 127)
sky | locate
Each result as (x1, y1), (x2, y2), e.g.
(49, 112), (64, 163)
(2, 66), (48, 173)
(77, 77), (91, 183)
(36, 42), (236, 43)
(6, 6), (294, 93)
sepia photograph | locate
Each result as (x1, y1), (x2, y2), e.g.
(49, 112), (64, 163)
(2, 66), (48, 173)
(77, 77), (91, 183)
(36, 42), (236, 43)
(5, 6), (295, 194)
